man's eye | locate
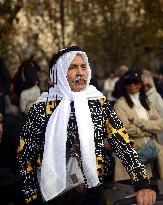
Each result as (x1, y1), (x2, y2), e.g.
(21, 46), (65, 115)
(81, 65), (86, 69)
(69, 65), (76, 70)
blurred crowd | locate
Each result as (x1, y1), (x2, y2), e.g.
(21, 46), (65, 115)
(0, 52), (43, 205)
(0, 52), (163, 204)
(101, 65), (163, 108)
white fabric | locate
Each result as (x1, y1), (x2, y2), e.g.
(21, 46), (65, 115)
(38, 51), (104, 201)
(146, 87), (163, 119)
(103, 77), (119, 101)
(129, 93), (149, 120)
(20, 85), (40, 114)
(129, 93), (150, 144)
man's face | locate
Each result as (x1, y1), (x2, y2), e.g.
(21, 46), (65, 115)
(67, 54), (88, 92)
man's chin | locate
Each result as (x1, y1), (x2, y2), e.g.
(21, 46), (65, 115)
(72, 85), (87, 92)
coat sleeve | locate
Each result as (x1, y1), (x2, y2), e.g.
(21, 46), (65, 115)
(104, 100), (151, 191)
(154, 93), (163, 119)
(17, 102), (45, 204)
(135, 103), (163, 132)
(114, 101), (151, 138)
(114, 101), (163, 137)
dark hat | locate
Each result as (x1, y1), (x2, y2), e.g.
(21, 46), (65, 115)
(49, 46), (82, 69)
(123, 70), (141, 84)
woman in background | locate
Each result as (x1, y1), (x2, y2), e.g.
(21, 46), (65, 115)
(114, 70), (163, 182)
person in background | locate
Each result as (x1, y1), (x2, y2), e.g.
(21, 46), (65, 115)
(13, 59), (40, 97)
(114, 70), (163, 183)
(19, 76), (40, 115)
(90, 73), (102, 91)
(112, 64), (129, 99)
(141, 71), (163, 119)
(0, 56), (12, 118)
(12, 50), (41, 115)
(103, 70), (119, 104)
(156, 73), (163, 99)
(17, 46), (156, 205)
(0, 56), (20, 119)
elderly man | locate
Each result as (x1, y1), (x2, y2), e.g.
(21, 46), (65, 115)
(17, 46), (156, 205)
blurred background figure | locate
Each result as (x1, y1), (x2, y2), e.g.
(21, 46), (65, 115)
(141, 70), (163, 119)
(156, 65), (163, 98)
(90, 73), (102, 92)
(0, 56), (19, 120)
(103, 70), (119, 104)
(12, 48), (41, 116)
(19, 72), (40, 115)
(0, 56), (12, 118)
(90, 69), (105, 92)
(112, 65), (129, 100)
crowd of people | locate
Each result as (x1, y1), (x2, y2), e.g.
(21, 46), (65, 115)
(0, 46), (163, 205)
(0, 52), (42, 205)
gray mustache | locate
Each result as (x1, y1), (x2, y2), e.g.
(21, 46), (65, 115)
(73, 76), (87, 83)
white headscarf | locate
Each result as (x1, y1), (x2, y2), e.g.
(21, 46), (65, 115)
(37, 50), (104, 201)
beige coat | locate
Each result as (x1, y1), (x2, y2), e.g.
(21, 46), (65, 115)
(114, 97), (163, 181)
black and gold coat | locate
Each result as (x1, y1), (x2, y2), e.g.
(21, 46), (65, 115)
(17, 98), (151, 204)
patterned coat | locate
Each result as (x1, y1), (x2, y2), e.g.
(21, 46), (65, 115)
(17, 98), (151, 204)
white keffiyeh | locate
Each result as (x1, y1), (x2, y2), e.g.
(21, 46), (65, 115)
(37, 51), (104, 201)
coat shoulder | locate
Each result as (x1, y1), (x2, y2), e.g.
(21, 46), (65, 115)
(114, 97), (126, 108)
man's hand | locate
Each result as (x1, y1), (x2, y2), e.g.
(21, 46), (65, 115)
(132, 189), (156, 205)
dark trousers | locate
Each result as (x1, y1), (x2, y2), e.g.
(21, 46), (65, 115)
(46, 186), (107, 205)
(0, 167), (24, 205)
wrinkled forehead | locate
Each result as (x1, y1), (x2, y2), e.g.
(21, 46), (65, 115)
(60, 51), (90, 72)
(70, 53), (85, 65)
(66, 51), (87, 64)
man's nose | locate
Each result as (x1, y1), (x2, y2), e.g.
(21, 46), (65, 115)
(76, 66), (84, 75)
